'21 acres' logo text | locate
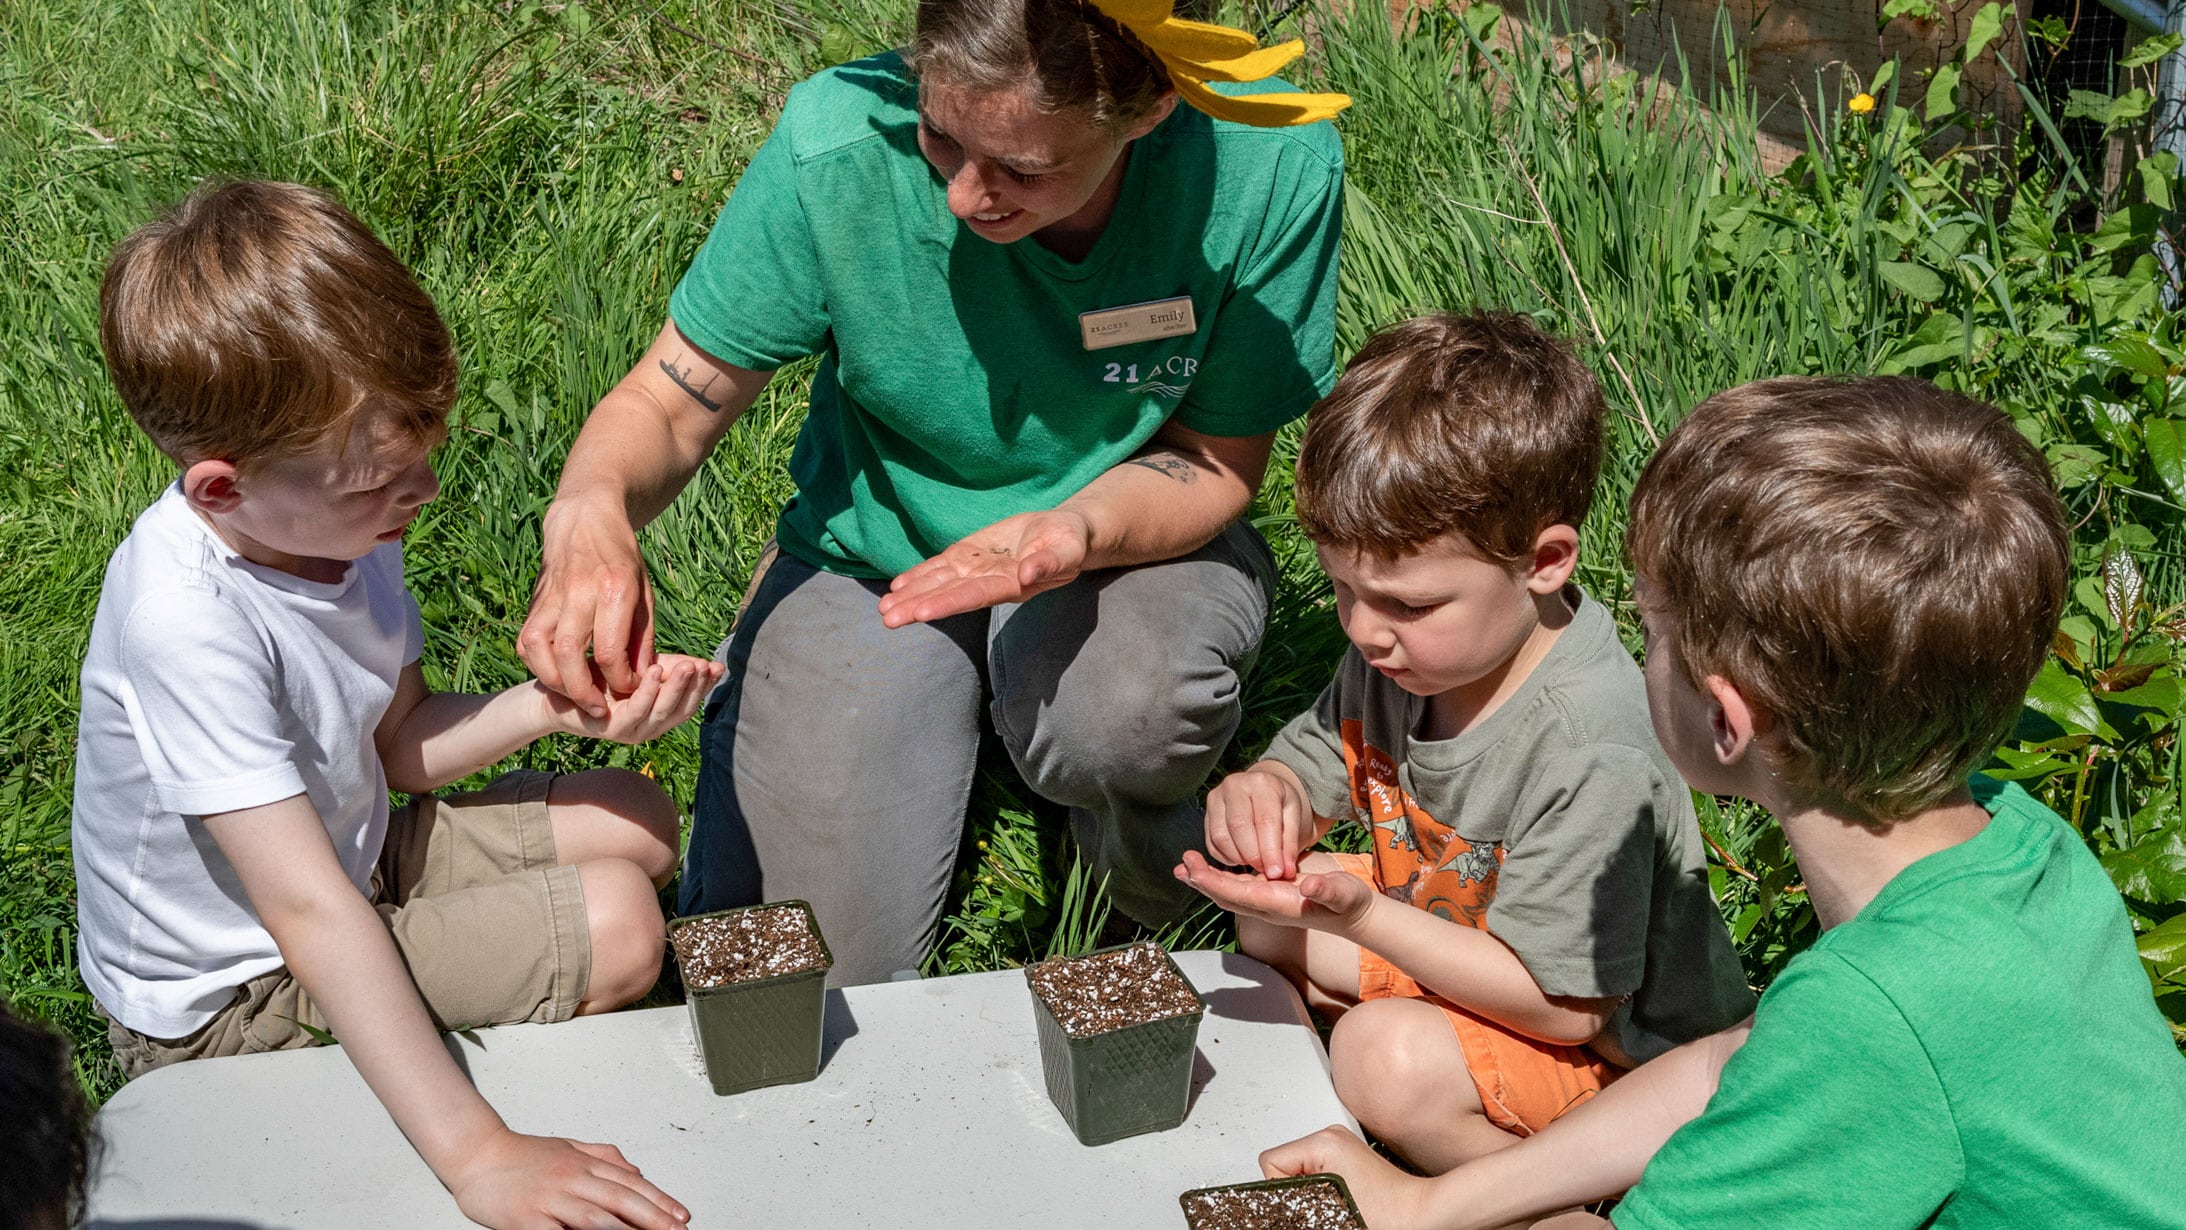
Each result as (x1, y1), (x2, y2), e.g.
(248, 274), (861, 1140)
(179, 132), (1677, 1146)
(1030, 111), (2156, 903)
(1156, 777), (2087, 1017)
(1100, 354), (1198, 399)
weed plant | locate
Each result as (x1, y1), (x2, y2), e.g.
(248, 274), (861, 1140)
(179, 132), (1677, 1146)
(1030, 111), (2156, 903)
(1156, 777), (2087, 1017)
(3, 0), (2181, 1101)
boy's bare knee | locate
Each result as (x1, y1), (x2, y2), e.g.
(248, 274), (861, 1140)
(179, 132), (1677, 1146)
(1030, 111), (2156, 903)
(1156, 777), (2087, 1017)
(1329, 998), (1476, 1131)
(1238, 915), (1297, 969)
(550, 769), (682, 887)
(575, 859), (666, 1013)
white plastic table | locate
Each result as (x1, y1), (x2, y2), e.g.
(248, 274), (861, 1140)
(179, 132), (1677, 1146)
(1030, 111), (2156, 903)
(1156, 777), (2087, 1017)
(87, 951), (1355, 1229)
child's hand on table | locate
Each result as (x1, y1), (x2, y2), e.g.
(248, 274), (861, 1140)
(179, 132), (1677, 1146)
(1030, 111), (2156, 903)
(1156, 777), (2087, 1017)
(545, 654), (722, 744)
(1203, 763), (1316, 879)
(1174, 850), (1376, 936)
(1260, 1124), (1433, 1229)
(449, 1127), (689, 1230)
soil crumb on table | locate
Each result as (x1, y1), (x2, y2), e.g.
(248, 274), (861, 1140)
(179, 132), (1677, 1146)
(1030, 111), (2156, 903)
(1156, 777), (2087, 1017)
(672, 906), (827, 988)
(1025, 941), (1200, 1037)
(1182, 1179), (1363, 1229)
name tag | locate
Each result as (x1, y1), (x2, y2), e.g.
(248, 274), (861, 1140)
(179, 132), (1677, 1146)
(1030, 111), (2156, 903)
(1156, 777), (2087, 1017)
(1078, 296), (1197, 351)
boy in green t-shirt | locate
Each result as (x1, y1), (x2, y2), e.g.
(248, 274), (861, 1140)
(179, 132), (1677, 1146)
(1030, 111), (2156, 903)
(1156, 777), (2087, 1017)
(1254, 376), (2186, 1229)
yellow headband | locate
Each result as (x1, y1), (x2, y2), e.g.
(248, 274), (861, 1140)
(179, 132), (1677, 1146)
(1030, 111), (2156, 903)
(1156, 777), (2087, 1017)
(1086, 0), (1351, 127)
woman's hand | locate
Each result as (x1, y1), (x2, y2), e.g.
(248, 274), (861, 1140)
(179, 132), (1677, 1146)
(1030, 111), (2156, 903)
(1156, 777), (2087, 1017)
(878, 509), (1093, 626)
(1174, 850), (1378, 935)
(1260, 1125), (1433, 1229)
(519, 497), (657, 718)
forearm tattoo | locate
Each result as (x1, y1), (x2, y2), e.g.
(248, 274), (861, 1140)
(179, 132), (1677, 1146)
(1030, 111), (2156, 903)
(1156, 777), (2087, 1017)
(1125, 453), (1199, 483)
(659, 354), (725, 413)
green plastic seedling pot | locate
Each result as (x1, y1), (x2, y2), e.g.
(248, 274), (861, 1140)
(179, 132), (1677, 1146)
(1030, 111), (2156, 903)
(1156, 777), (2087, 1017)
(1177, 1173), (1366, 1229)
(1027, 943), (1206, 1146)
(671, 901), (833, 1097)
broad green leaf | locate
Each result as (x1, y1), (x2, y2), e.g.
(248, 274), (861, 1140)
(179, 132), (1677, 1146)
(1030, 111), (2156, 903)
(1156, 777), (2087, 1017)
(2138, 912), (2186, 977)
(2023, 660), (2106, 736)
(2104, 830), (2186, 902)
(2045, 442), (2105, 488)
(2087, 336), (2169, 382)
(2145, 417), (2186, 503)
(1927, 63), (1962, 121)
(1883, 0), (1941, 22)
(2107, 675), (2185, 719)
(1879, 260), (1947, 301)
(2091, 205), (2163, 254)
(1871, 60), (1898, 94)
(1963, 3), (2006, 64)
(2105, 89), (2155, 133)
(1461, 2), (1503, 42)
(2065, 88), (2113, 122)
(2119, 31), (2183, 68)
(2075, 575), (2117, 630)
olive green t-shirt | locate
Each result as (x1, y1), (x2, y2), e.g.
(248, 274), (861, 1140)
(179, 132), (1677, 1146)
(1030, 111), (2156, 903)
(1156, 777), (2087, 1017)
(668, 53), (1344, 578)
(1262, 587), (1755, 1064)
(1615, 776), (2186, 1229)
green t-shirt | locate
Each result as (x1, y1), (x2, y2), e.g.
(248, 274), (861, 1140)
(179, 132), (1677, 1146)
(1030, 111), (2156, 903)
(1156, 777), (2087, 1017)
(1615, 776), (2186, 1229)
(668, 53), (1344, 578)
(1261, 587), (1755, 1064)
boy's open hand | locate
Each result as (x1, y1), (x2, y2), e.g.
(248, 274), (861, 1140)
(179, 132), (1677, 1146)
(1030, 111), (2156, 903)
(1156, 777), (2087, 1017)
(543, 654), (721, 744)
(1174, 850), (1376, 934)
(1205, 765), (1315, 880)
(1260, 1125), (1431, 1229)
(449, 1129), (688, 1230)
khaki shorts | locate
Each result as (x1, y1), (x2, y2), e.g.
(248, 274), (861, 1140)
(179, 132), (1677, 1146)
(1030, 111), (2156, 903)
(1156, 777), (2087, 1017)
(1327, 852), (1621, 1136)
(106, 770), (591, 1079)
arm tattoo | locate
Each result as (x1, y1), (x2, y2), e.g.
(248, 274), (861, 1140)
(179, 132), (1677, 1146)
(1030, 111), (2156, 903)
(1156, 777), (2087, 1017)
(658, 355), (725, 413)
(1125, 453), (1199, 483)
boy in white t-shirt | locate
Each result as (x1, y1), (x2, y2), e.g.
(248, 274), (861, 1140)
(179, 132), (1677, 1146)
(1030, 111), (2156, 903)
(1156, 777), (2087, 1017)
(77, 180), (717, 1230)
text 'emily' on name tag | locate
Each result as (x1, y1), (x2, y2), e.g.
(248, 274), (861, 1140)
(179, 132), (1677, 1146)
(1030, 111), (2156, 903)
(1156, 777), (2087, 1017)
(1079, 296), (1197, 351)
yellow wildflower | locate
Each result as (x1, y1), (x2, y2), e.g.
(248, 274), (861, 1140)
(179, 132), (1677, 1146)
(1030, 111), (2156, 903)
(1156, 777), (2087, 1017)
(1849, 92), (1877, 115)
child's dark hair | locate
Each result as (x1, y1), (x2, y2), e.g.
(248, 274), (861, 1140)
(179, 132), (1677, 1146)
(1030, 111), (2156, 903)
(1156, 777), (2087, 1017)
(1295, 311), (1607, 565)
(98, 179), (454, 471)
(1626, 376), (2069, 824)
(0, 1000), (94, 1230)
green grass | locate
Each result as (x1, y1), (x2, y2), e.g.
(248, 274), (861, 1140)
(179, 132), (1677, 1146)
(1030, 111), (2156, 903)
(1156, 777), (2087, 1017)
(4, 0), (2180, 1101)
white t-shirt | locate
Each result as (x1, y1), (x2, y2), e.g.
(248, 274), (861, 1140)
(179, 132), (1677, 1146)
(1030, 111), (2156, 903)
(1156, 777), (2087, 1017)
(74, 483), (423, 1038)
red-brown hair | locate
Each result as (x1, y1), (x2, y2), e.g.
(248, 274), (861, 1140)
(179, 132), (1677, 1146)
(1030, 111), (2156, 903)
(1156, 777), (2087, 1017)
(1626, 376), (2068, 823)
(1295, 311), (1606, 564)
(99, 180), (453, 470)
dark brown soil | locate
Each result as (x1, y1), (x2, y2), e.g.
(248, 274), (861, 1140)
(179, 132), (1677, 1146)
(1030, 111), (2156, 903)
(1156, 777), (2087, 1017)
(1024, 942), (1201, 1038)
(1182, 1178), (1363, 1229)
(671, 905), (828, 989)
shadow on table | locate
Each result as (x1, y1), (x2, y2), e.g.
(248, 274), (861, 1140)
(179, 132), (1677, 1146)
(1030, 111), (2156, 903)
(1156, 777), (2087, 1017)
(1197, 953), (1315, 1026)
(88, 1219), (277, 1230)
(1185, 1045), (1217, 1116)
(821, 988), (859, 1069)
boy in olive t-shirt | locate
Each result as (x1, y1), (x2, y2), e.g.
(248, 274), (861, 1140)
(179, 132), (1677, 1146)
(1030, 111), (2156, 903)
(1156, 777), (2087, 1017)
(1251, 376), (2186, 1230)
(1176, 314), (1753, 1172)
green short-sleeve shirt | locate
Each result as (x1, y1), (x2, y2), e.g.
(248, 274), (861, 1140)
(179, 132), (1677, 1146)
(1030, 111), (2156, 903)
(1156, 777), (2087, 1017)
(669, 54), (1344, 578)
(1614, 777), (2186, 1229)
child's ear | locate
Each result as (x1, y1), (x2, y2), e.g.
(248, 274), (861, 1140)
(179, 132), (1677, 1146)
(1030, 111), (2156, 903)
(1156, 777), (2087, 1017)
(1704, 674), (1773, 768)
(182, 459), (243, 515)
(1523, 524), (1580, 594)
(1121, 92), (1181, 143)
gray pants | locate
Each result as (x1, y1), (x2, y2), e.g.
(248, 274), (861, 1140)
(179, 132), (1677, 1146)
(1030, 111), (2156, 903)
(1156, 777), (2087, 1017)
(680, 522), (1276, 986)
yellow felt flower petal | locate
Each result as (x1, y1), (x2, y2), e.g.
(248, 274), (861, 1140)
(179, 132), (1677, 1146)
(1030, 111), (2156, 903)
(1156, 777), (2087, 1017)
(1170, 72), (1351, 126)
(1095, 0), (1174, 26)
(1154, 27), (1303, 82)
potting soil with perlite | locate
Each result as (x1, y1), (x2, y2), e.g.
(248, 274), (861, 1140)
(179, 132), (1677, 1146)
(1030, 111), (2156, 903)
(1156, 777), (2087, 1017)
(1181, 1179), (1365, 1230)
(1024, 941), (1201, 1037)
(671, 905), (828, 988)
